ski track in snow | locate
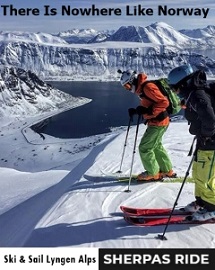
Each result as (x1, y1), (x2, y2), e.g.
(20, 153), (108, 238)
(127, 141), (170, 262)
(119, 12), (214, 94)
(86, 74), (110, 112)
(101, 182), (163, 217)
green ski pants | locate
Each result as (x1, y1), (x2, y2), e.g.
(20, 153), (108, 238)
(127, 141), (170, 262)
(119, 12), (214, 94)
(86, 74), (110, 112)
(139, 125), (172, 175)
(192, 150), (215, 208)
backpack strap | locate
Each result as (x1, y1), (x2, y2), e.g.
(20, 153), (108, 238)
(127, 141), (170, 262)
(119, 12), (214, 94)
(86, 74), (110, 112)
(139, 81), (168, 121)
(139, 80), (168, 101)
(139, 81), (157, 103)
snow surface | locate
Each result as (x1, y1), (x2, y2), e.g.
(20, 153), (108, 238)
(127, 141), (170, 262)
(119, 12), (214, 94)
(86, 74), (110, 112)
(0, 114), (215, 248)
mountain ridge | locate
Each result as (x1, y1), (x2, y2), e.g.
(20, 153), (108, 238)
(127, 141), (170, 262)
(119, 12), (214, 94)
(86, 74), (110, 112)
(0, 22), (214, 80)
(1, 22), (215, 45)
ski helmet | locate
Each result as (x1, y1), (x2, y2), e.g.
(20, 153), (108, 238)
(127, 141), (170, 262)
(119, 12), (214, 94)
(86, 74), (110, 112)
(168, 64), (194, 87)
(119, 69), (137, 90)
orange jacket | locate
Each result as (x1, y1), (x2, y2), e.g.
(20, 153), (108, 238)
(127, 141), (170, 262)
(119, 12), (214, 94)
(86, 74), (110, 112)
(135, 74), (170, 126)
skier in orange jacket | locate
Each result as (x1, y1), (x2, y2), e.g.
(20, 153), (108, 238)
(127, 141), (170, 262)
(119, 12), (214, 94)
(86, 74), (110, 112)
(119, 69), (176, 181)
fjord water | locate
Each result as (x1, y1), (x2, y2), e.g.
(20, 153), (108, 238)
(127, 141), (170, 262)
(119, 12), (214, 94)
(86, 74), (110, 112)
(43, 81), (140, 138)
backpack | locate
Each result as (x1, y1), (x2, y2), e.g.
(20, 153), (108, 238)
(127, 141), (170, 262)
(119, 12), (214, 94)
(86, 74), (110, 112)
(140, 78), (181, 115)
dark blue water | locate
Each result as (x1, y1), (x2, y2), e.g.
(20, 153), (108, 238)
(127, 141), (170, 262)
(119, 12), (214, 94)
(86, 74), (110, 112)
(41, 81), (140, 138)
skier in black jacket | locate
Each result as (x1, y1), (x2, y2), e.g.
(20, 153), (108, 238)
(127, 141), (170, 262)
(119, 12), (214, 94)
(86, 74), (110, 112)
(168, 64), (215, 221)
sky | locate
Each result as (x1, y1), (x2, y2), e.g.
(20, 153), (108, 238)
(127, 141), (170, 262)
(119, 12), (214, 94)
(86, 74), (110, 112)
(0, 0), (215, 33)
(0, 108), (215, 249)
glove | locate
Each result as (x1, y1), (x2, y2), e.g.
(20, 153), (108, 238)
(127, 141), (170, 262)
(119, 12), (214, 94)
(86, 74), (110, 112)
(136, 106), (149, 115)
(128, 108), (137, 118)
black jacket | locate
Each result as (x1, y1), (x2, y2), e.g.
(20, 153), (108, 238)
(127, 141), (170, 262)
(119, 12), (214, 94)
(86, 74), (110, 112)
(181, 70), (215, 150)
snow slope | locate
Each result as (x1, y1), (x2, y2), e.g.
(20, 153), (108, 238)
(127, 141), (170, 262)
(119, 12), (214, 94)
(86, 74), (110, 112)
(0, 116), (214, 248)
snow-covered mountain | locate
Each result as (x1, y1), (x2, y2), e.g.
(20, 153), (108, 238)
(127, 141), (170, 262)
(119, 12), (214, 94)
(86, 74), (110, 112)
(106, 22), (215, 46)
(0, 22), (215, 80)
(0, 67), (91, 117)
(55, 28), (100, 44)
(0, 31), (67, 45)
(106, 23), (191, 46)
(179, 25), (215, 38)
(55, 23), (215, 46)
(54, 28), (114, 44)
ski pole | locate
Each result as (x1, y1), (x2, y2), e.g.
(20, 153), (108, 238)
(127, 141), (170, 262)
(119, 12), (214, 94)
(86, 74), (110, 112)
(156, 152), (196, 240)
(116, 116), (132, 173)
(124, 114), (141, 193)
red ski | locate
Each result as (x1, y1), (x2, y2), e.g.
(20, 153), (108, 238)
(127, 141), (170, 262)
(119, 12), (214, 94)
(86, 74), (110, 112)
(124, 215), (215, 226)
(120, 205), (191, 216)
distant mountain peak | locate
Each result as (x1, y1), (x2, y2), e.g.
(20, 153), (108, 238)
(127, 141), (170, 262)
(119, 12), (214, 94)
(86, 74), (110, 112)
(150, 21), (173, 28)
